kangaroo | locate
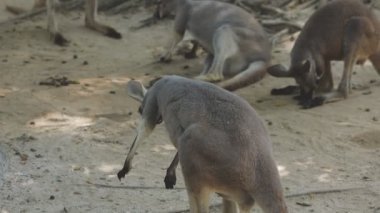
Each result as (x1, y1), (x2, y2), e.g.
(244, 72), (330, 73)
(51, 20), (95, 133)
(160, 0), (271, 91)
(118, 76), (288, 213)
(149, 0), (248, 19)
(6, 0), (122, 46)
(268, 0), (380, 108)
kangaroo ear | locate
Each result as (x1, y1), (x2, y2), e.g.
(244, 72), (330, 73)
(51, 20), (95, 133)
(127, 80), (147, 102)
(267, 64), (293, 78)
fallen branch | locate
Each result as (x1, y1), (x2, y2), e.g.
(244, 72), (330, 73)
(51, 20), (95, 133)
(0, 7), (46, 26)
(261, 19), (303, 31)
(270, 28), (289, 46)
(260, 4), (289, 17)
(105, 0), (140, 15)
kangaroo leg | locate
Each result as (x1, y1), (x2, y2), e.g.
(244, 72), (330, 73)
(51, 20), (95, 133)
(237, 200), (255, 213)
(369, 51), (380, 75)
(164, 152), (179, 189)
(160, 9), (188, 62)
(339, 17), (374, 98)
(199, 54), (214, 76)
(218, 61), (267, 91)
(317, 61), (334, 93)
(184, 41), (199, 59)
(117, 119), (155, 180)
(46, 0), (69, 46)
(187, 189), (211, 213)
(84, 0), (122, 39)
(195, 25), (238, 82)
(222, 199), (238, 213)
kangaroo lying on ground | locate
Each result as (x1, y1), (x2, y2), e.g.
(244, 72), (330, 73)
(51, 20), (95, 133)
(268, 0), (380, 108)
(148, 0), (250, 19)
(118, 76), (288, 213)
(160, 0), (271, 91)
(6, 0), (122, 46)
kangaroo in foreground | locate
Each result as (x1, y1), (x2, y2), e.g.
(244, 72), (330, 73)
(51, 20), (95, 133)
(118, 76), (288, 213)
(268, 0), (380, 108)
(160, 0), (271, 91)
(6, 0), (122, 46)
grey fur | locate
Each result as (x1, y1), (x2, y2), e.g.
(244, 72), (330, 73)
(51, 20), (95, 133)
(118, 76), (288, 213)
(161, 0), (271, 91)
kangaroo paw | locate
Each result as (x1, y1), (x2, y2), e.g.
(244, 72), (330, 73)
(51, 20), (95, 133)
(164, 173), (177, 189)
(117, 163), (131, 181)
(105, 27), (122, 39)
(195, 73), (224, 82)
(53, 33), (69, 46)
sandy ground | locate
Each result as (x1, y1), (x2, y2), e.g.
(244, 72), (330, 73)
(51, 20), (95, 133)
(0, 1), (379, 213)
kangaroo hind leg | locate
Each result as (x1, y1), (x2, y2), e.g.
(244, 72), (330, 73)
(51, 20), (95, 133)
(84, 0), (122, 39)
(195, 25), (238, 82)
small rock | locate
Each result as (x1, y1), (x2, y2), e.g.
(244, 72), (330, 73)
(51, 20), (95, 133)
(362, 176), (371, 181)
(362, 91), (372, 95)
(109, 91), (116, 94)
(73, 54), (78, 59)
(49, 195), (55, 200)
(20, 154), (28, 161)
(61, 60), (67, 64)
(373, 117), (378, 122)
(365, 108), (370, 112)
(296, 202), (312, 207)
(83, 61), (88, 65)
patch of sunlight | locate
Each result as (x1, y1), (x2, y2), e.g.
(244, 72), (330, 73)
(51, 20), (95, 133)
(98, 163), (121, 173)
(107, 174), (117, 179)
(294, 157), (314, 169)
(151, 144), (176, 153)
(0, 88), (18, 98)
(84, 167), (90, 175)
(76, 77), (131, 97)
(1, 209), (9, 213)
(318, 173), (331, 183)
(30, 112), (94, 129)
(277, 165), (289, 177)
(71, 165), (90, 175)
(21, 179), (34, 186)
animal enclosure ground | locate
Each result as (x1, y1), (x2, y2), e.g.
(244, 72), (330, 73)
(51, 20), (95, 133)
(0, 1), (379, 212)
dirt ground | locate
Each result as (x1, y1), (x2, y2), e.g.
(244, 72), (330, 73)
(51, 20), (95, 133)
(0, 1), (379, 213)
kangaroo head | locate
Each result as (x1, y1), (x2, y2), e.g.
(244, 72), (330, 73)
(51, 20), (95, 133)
(127, 80), (163, 124)
(291, 58), (319, 93)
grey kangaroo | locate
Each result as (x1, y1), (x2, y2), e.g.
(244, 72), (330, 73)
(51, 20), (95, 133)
(6, 0), (122, 46)
(118, 76), (288, 213)
(160, 0), (271, 91)
(268, 0), (380, 108)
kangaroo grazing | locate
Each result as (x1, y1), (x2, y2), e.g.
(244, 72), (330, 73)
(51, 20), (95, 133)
(160, 0), (271, 91)
(268, 0), (380, 108)
(6, 0), (122, 46)
(118, 76), (288, 213)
